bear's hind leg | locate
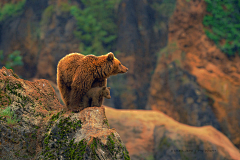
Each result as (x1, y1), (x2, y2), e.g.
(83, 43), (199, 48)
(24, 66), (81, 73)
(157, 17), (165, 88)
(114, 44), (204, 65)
(69, 89), (84, 112)
(57, 77), (71, 106)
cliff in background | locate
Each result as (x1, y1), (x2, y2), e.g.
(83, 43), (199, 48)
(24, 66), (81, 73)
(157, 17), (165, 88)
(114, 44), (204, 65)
(105, 106), (240, 160)
(147, 0), (240, 149)
(1, 0), (240, 153)
(0, 0), (170, 110)
(0, 0), (80, 80)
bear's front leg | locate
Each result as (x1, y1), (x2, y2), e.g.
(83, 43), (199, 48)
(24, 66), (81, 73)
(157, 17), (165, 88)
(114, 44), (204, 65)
(91, 79), (106, 106)
(98, 97), (104, 107)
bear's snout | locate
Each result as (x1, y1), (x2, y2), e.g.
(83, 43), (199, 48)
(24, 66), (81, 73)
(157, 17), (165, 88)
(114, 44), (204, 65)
(119, 65), (128, 73)
(123, 67), (128, 73)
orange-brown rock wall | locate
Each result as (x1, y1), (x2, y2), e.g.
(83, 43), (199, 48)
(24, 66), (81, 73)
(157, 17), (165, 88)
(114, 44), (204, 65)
(148, 0), (240, 149)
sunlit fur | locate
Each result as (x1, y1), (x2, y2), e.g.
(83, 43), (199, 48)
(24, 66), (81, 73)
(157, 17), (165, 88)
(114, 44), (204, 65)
(57, 52), (128, 111)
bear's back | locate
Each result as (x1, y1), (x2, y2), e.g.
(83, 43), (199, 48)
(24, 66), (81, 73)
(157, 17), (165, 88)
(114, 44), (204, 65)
(65, 53), (98, 67)
(63, 53), (84, 63)
(58, 53), (84, 68)
(57, 53), (85, 84)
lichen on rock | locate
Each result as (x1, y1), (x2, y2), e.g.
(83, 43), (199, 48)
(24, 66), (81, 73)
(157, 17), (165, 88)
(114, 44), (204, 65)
(0, 66), (63, 159)
(39, 107), (130, 159)
(0, 67), (130, 159)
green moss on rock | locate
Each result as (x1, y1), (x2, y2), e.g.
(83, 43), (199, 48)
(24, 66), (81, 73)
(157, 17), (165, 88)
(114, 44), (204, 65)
(40, 115), (83, 159)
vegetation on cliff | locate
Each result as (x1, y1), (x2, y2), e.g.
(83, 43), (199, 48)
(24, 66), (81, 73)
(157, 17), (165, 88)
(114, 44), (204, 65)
(0, 0), (26, 22)
(150, 0), (176, 32)
(40, 0), (119, 56)
(203, 0), (240, 56)
(0, 50), (23, 70)
(70, 0), (120, 55)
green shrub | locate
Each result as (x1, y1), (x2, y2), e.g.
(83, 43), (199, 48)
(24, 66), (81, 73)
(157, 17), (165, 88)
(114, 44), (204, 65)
(151, 0), (176, 18)
(0, 0), (26, 22)
(41, 2), (71, 27)
(6, 114), (19, 125)
(0, 50), (3, 61)
(40, 5), (54, 26)
(203, 0), (240, 56)
(58, 2), (71, 13)
(0, 106), (13, 117)
(70, 0), (120, 55)
(0, 50), (23, 70)
(40, 1), (119, 55)
(0, 106), (19, 125)
(150, 0), (176, 32)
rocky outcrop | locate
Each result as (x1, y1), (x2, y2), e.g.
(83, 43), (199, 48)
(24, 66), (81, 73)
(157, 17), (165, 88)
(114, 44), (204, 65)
(0, 66), (63, 159)
(153, 125), (237, 160)
(105, 106), (240, 160)
(148, 0), (240, 149)
(38, 107), (130, 159)
(147, 61), (221, 130)
(0, 67), (130, 159)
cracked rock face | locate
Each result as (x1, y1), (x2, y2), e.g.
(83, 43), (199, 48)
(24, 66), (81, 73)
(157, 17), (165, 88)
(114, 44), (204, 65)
(0, 67), (130, 160)
(73, 107), (111, 143)
(0, 66), (63, 159)
(39, 107), (130, 160)
(148, 0), (240, 149)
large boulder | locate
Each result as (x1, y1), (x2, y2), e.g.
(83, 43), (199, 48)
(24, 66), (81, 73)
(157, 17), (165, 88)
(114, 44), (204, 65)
(38, 106), (130, 159)
(0, 67), (130, 159)
(105, 106), (240, 160)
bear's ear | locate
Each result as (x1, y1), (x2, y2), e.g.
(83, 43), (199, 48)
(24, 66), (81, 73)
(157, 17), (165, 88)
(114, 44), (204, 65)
(107, 87), (111, 90)
(107, 52), (114, 61)
(102, 86), (107, 90)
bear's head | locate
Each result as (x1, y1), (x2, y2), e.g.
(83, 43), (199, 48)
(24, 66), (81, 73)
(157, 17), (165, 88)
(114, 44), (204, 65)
(102, 86), (111, 99)
(107, 52), (128, 75)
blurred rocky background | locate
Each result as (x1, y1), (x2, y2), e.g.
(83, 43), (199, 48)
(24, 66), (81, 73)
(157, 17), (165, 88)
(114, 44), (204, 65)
(1, 0), (240, 159)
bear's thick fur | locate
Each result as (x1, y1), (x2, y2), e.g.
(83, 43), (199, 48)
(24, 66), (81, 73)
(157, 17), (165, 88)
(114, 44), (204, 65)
(82, 86), (111, 108)
(57, 52), (128, 111)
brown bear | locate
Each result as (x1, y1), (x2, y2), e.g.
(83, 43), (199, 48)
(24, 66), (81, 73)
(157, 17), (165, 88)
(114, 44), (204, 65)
(57, 52), (128, 111)
(82, 86), (111, 108)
